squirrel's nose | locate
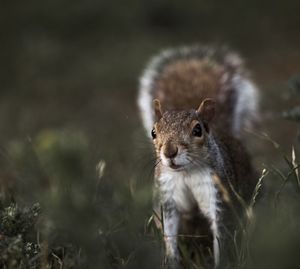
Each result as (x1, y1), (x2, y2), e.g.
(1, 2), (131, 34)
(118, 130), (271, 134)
(163, 142), (178, 159)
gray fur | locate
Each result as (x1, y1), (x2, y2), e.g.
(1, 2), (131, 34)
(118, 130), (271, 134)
(138, 44), (259, 138)
(137, 45), (258, 268)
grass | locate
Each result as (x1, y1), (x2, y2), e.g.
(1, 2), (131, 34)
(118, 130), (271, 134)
(1, 2), (300, 267)
(0, 129), (160, 268)
(0, 126), (299, 268)
(0, 78), (300, 268)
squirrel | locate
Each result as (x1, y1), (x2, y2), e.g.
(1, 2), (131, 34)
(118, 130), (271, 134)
(137, 45), (259, 268)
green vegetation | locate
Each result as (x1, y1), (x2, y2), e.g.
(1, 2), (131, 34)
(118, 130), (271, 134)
(0, 126), (300, 268)
(0, 130), (160, 268)
(1, 1), (300, 268)
(0, 85), (299, 268)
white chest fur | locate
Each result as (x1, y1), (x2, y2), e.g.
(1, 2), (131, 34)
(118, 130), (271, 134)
(158, 167), (219, 219)
(158, 167), (220, 264)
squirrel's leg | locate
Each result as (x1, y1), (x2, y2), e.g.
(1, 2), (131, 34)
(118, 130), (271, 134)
(211, 221), (220, 267)
(199, 210), (219, 267)
(191, 177), (220, 267)
(162, 201), (180, 268)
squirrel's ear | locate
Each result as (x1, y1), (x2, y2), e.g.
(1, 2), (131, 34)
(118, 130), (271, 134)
(153, 99), (163, 121)
(197, 98), (215, 123)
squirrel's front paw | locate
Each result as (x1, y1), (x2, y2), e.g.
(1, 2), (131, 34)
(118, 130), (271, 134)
(164, 254), (181, 269)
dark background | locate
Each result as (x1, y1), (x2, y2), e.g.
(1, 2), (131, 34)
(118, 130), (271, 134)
(0, 1), (300, 268)
(1, 0), (300, 154)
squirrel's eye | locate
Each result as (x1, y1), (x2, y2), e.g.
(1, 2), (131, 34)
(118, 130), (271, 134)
(151, 128), (157, 139)
(192, 123), (202, 137)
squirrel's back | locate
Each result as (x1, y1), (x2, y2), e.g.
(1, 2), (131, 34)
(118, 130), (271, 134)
(138, 45), (259, 137)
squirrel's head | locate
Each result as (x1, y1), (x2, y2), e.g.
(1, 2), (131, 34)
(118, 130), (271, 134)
(151, 98), (215, 171)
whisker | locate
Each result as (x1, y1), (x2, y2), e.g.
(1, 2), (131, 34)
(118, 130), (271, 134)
(144, 158), (161, 181)
(187, 154), (206, 168)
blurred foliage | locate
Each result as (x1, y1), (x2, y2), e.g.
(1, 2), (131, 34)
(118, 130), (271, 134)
(0, 129), (159, 268)
(288, 76), (300, 96)
(283, 75), (300, 143)
(284, 77), (300, 120)
(1, 127), (300, 268)
(0, 202), (84, 269)
(0, 0), (300, 268)
(0, 203), (40, 269)
(283, 106), (300, 121)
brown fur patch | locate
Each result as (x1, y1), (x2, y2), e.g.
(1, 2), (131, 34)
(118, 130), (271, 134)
(155, 59), (223, 111)
(212, 174), (231, 203)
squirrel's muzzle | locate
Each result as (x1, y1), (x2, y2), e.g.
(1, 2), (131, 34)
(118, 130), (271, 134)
(163, 141), (178, 159)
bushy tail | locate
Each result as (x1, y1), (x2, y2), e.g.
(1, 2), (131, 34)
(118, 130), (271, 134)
(138, 45), (259, 138)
